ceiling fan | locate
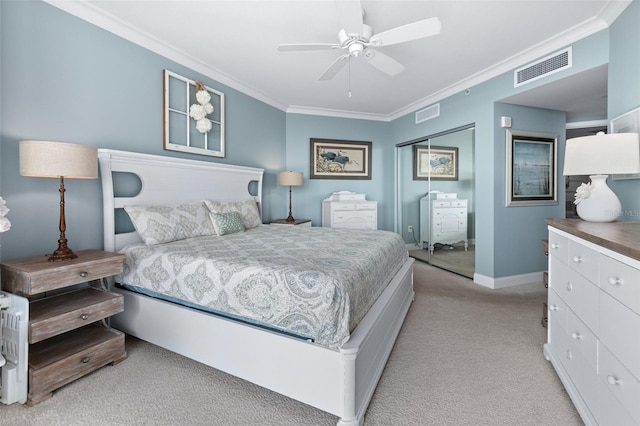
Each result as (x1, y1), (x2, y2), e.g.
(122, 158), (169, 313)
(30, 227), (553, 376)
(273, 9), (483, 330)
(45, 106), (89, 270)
(277, 0), (441, 80)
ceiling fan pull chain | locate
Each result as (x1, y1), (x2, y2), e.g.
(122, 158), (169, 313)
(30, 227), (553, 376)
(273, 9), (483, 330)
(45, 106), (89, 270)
(348, 57), (352, 98)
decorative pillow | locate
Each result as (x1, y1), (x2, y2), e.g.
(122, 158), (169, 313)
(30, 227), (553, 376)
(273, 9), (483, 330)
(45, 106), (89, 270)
(124, 202), (215, 245)
(210, 212), (245, 236)
(203, 198), (262, 229)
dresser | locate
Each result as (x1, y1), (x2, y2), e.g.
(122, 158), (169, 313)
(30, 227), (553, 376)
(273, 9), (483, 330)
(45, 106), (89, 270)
(419, 193), (468, 253)
(545, 219), (640, 426)
(0, 250), (126, 405)
(322, 195), (377, 230)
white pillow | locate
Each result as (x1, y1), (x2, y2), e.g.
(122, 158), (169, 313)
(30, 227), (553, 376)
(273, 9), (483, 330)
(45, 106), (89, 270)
(203, 198), (262, 229)
(124, 202), (215, 245)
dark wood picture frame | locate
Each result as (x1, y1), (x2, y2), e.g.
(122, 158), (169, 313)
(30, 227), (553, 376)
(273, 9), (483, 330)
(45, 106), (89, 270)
(413, 145), (459, 181)
(310, 138), (372, 180)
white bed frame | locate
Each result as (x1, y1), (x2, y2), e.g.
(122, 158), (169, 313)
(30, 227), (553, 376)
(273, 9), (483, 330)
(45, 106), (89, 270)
(98, 149), (414, 426)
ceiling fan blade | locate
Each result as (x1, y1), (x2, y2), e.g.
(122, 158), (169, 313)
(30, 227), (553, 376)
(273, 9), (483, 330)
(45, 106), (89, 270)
(369, 17), (441, 47)
(333, 0), (363, 36)
(363, 50), (404, 76)
(278, 43), (338, 52)
(318, 54), (350, 80)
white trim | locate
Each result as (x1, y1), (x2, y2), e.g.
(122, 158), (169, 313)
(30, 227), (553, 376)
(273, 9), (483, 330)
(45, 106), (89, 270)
(566, 119), (608, 129)
(43, 0), (631, 122)
(474, 271), (544, 289)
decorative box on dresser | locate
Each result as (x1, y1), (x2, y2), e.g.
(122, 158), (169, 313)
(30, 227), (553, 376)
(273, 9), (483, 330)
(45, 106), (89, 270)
(545, 219), (640, 426)
(0, 250), (126, 405)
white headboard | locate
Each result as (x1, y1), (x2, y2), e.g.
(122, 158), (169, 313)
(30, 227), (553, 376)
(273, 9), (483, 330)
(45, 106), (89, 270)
(98, 149), (264, 252)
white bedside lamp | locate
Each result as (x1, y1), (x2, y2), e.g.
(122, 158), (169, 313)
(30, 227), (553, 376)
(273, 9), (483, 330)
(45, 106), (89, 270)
(563, 132), (640, 222)
(278, 171), (303, 223)
(19, 141), (98, 261)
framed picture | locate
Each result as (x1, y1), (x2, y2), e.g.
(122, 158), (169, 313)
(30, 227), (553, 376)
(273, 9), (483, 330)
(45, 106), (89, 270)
(413, 145), (458, 181)
(310, 138), (372, 180)
(610, 107), (640, 180)
(163, 69), (225, 158)
(506, 130), (558, 207)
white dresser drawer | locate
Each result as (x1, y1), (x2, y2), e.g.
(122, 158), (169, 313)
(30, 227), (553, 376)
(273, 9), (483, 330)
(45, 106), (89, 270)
(600, 291), (640, 380)
(564, 345), (599, 414)
(550, 256), (599, 333)
(332, 202), (375, 211)
(597, 378), (636, 426)
(567, 308), (597, 370)
(568, 240), (599, 283)
(598, 342), (640, 424)
(599, 254), (640, 315)
(548, 231), (568, 263)
(548, 288), (567, 332)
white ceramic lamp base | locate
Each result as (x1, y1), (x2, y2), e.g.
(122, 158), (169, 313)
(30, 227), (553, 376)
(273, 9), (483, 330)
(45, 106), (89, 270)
(576, 175), (621, 222)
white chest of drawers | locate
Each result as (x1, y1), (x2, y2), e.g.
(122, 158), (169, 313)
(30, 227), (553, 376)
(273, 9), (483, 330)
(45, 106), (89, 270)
(545, 219), (640, 426)
(322, 200), (377, 230)
(419, 194), (468, 254)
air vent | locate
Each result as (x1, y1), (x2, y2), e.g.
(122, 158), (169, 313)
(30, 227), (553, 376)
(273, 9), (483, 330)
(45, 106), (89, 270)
(514, 47), (572, 87)
(415, 103), (440, 124)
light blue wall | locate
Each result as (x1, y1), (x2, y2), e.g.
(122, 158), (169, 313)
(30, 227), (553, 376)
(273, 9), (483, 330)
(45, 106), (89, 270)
(1, 1), (637, 282)
(608, 0), (640, 221)
(0, 1), (285, 261)
(284, 114), (393, 229)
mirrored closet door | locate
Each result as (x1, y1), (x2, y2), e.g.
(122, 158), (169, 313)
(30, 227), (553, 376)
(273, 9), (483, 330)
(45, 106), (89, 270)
(397, 126), (475, 278)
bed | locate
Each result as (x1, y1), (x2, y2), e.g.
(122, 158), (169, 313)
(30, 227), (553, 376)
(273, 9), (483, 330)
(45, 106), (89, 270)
(98, 149), (414, 426)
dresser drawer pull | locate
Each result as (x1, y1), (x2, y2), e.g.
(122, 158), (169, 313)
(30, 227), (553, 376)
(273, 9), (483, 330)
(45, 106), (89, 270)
(608, 277), (622, 286)
(565, 350), (572, 360)
(81, 357), (90, 364)
(549, 304), (559, 311)
(79, 271), (89, 278)
(551, 243), (559, 249)
(572, 256), (582, 263)
(607, 375), (621, 386)
(566, 282), (573, 292)
(571, 332), (582, 340)
(80, 313), (89, 320)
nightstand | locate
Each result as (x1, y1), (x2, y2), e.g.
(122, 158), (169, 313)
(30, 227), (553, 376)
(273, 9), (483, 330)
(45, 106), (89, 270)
(0, 250), (127, 405)
(270, 219), (312, 227)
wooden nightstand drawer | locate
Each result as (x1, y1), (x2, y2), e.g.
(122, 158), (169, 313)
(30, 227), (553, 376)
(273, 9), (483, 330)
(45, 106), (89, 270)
(29, 288), (124, 343)
(28, 325), (126, 405)
(1, 250), (125, 296)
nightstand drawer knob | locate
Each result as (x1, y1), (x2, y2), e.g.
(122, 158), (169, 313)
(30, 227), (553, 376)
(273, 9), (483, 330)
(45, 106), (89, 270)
(79, 271), (89, 278)
(81, 357), (90, 364)
(80, 313), (89, 320)
(607, 375), (621, 386)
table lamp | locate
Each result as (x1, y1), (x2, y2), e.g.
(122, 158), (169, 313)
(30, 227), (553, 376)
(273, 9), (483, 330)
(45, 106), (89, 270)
(19, 141), (98, 261)
(278, 171), (304, 223)
(563, 132), (640, 222)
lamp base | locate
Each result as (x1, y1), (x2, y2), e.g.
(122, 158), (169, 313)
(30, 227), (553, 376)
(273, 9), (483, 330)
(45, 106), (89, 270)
(48, 245), (78, 262)
(576, 175), (621, 222)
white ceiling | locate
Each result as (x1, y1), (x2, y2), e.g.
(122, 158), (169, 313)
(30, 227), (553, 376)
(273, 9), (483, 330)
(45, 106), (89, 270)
(47, 0), (630, 121)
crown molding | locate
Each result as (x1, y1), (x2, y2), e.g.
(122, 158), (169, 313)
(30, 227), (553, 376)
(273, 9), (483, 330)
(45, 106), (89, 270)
(43, 0), (288, 112)
(44, 0), (631, 123)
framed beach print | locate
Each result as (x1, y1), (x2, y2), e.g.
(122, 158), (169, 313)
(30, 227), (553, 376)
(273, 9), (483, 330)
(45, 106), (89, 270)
(506, 130), (558, 207)
(413, 145), (458, 181)
(310, 138), (372, 179)
(610, 107), (640, 180)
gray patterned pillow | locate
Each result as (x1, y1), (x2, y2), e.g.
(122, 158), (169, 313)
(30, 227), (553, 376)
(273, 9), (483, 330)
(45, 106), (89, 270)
(203, 198), (262, 229)
(124, 202), (215, 245)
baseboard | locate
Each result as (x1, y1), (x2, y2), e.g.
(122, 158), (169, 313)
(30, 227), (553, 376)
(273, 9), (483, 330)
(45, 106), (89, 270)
(473, 270), (544, 289)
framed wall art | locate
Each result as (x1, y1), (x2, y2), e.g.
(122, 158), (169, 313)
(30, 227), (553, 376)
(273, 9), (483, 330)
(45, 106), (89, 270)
(413, 145), (458, 181)
(506, 130), (557, 207)
(163, 69), (225, 157)
(610, 106), (640, 180)
(310, 138), (372, 180)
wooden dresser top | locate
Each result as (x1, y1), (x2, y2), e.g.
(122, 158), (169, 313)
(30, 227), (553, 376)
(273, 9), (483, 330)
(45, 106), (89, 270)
(546, 218), (640, 261)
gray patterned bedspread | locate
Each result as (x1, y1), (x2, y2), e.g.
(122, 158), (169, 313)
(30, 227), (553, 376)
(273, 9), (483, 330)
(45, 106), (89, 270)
(119, 225), (408, 348)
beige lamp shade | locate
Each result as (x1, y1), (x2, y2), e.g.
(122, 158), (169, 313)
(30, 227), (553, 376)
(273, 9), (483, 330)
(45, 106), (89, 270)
(19, 140), (98, 179)
(563, 132), (640, 176)
(278, 171), (304, 187)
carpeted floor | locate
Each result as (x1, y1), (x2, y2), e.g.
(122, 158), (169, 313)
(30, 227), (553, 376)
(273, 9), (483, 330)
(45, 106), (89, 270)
(409, 244), (475, 278)
(1, 262), (581, 425)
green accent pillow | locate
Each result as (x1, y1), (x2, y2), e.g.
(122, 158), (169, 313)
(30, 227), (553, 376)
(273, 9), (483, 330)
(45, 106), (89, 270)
(211, 211), (245, 236)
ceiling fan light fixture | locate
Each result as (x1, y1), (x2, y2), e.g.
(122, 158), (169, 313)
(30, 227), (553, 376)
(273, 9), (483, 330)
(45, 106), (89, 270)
(349, 43), (363, 57)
